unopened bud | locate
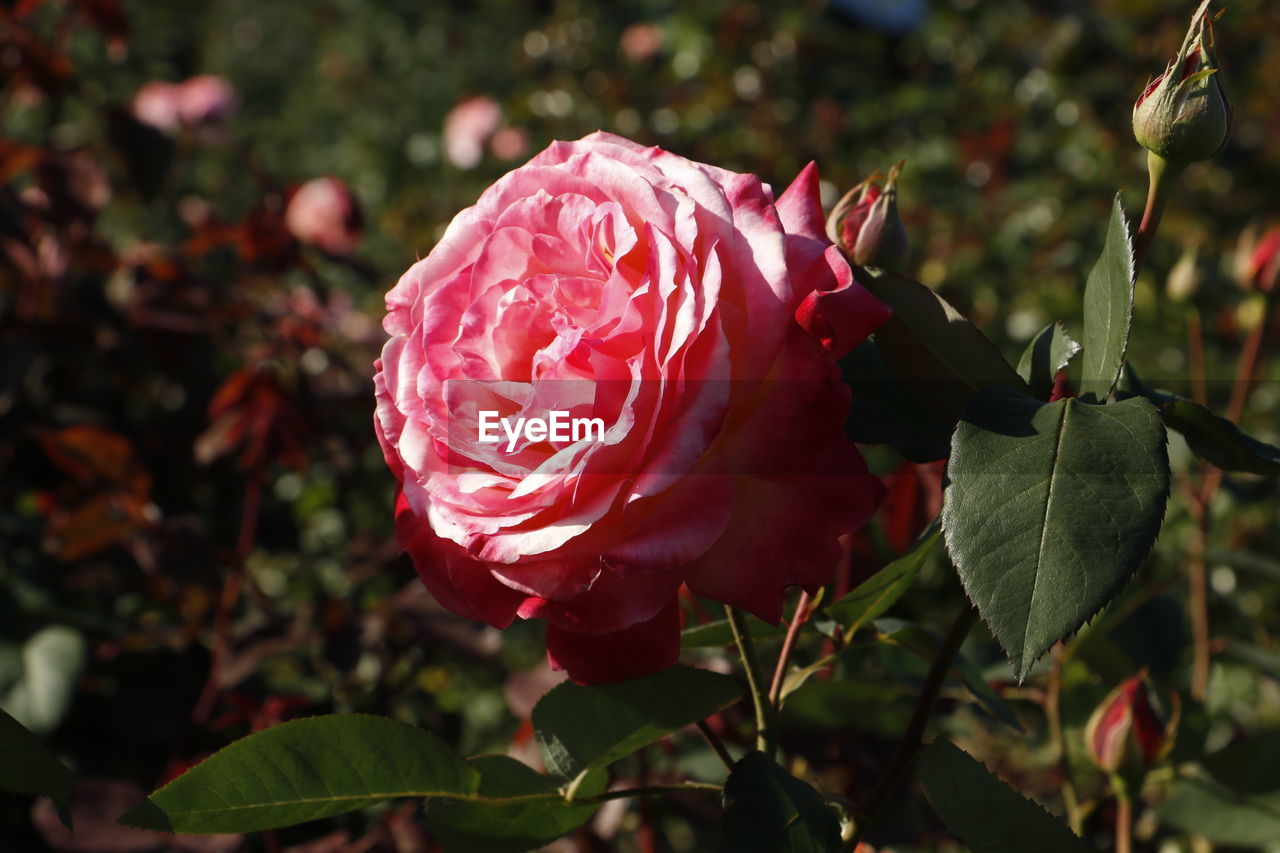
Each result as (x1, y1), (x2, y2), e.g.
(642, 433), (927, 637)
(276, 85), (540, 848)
(1233, 222), (1280, 294)
(1084, 671), (1178, 779)
(1165, 244), (1202, 303)
(826, 161), (909, 270)
(1133, 0), (1231, 166)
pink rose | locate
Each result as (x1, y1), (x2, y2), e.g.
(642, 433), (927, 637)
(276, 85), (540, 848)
(175, 74), (238, 127)
(374, 132), (889, 684)
(131, 75), (237, 134)
(132, 81), (184, 132)
(285, 176), (362, 256)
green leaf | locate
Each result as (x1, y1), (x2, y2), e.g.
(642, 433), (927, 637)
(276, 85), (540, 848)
(1079, 194), (1135, 403)
(533, 665), (741, 781)
(843, 340), (952, 462)
(0, 707), (74, 816)
(721, 752), (842, 853)
(825, 524), (940, 634)
(1156, 776), (1280, 847)
(780, 677), (914, 736)
(120, 715), (478, 834)
(1016, 322), (1082, 400)
(0, 625), (87, 736)
(1156, 734), (1280, 848)
(943, 386), (1170, 679)
(1119, 368), (1280, 475)
(917, 740), (1091, 852)
(874, 619), (1022, 731)
(428, 755), (604, 853)
(682, 615), (786, 649)
(853, 267), (1029, 426)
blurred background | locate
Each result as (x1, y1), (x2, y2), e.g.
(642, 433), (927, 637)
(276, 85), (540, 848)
(3, 0), (1280, 850)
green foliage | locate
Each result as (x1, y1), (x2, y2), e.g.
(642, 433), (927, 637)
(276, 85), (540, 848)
(944, 386), (1170, 679)
(0, 708), (74, 818)
(1155, 732), (1280, 846)
(874, 619), (1021, 730)
(1121, 368), (1280, 476)
(1079, 196), (1136, 404)
(121, 715), (479, 834)
(917, 740), (1091, 852)
(855, 268), (1028, 426)
(1016, 322), (1082, 400)
(427, 756), (605, 853)
(682, 616), (787, 649)
(721, 752), (842, 853)
(532, 666), (741, 781)
(824, 524), (940, 634)
(842, 341), (951, 462)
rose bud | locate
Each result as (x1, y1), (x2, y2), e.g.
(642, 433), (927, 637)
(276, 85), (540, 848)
(285, 176), (362, 256)
(825, 161), (909, 270)
(1132, 0), (1230, 166)
(1165, 243), (1203, 303)
(1233, 222), (1280, 294)
(1084, 672), (1179, 778)
(375, 133), (891, 684)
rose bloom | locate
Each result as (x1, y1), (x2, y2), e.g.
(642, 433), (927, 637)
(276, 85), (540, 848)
(285, 176), (362, 256)
(375, 132), (889, 683)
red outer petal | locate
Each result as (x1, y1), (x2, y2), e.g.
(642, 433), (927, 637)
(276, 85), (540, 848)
(396, 488), (526, 628)
(774, 162), (826, 244)
(795, 246), (892, 359)
(545, 597), (682, 684)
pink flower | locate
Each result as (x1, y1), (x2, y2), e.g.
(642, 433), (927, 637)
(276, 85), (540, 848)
(443, 96), (503, 170)
(490, 126), (530, 162)
(285, 176), (362, 256)
(176, 74), (238, 127)
(619, 23), (665, 63)
(131, 75), (237, 133)
(132, 81), (184, 132)
(374, 132), (889, 684)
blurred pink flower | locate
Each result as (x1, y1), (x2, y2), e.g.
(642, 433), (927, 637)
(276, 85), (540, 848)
(443, 96), (503, 169)
(131, 75), (237, 134)
(619, 22), (664, 63)
(131, 81), (183, 132)
(489, 126), (529, 162)
(176, 74), (238, 127)
(284, 176), (362, 256)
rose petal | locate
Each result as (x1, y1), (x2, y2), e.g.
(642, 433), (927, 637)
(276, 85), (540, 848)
(545, 597), (681, 684)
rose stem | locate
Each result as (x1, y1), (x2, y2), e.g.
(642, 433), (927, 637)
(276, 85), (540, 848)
(696, 719), (735, 772)
(1133, 152), (1183, 278)
(725, 606), (774, 756)
(850, 603), (979, 846)
(569, 782), (722, 804)
(1113, 777), (1134, 853)
(1046, 643), (1084, 834)
(1186, 289), (1278, 700)
(1187, 306), (1208, 406)
(1225, 290), (1277, 426)
(768, 590), (814, 709)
